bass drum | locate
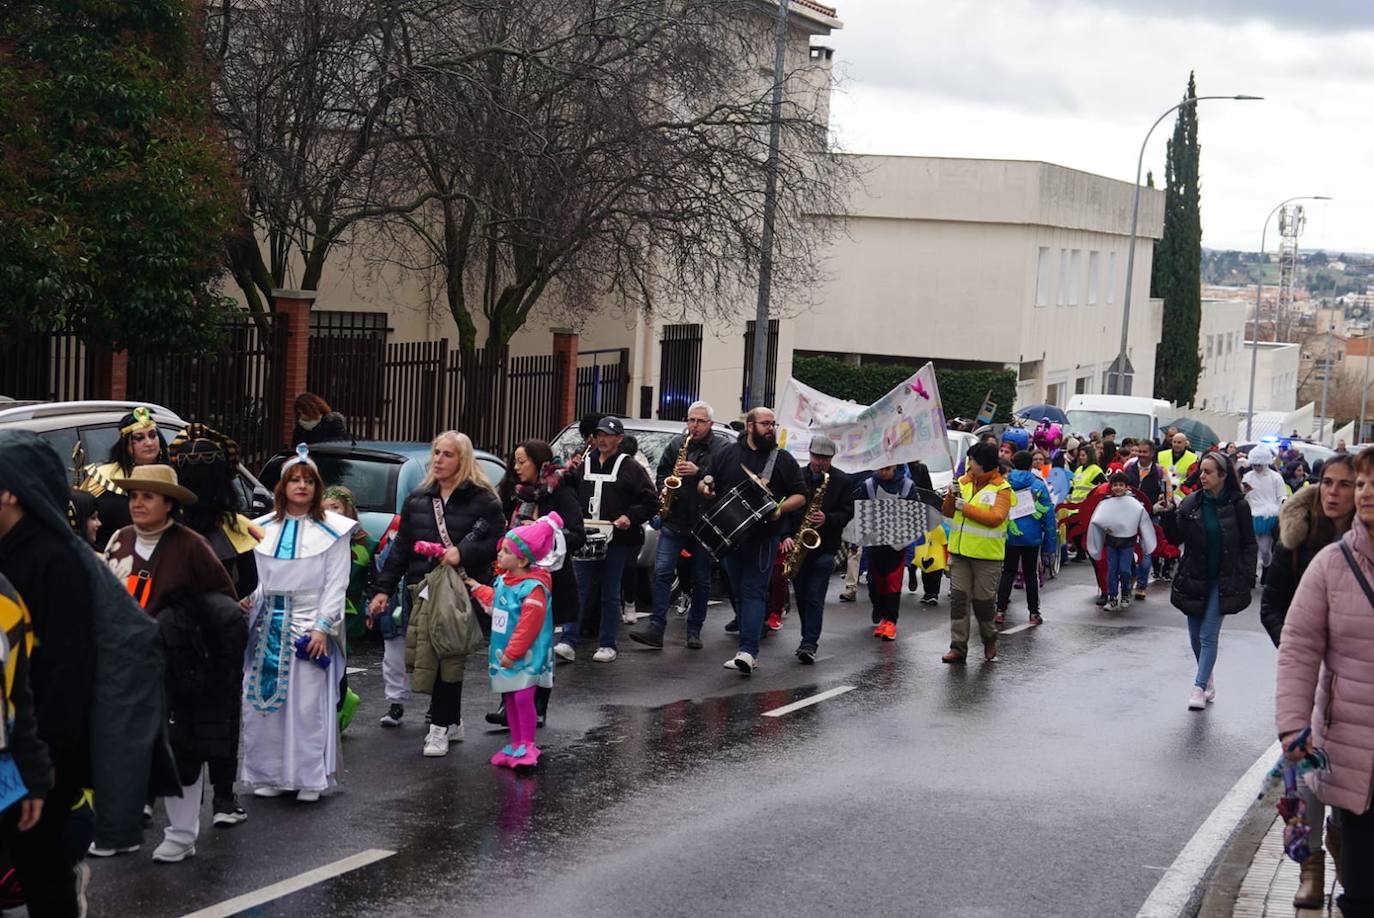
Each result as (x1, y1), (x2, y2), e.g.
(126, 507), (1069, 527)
(693, 481), (776, 561)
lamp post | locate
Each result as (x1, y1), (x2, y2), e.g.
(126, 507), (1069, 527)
(1318, 314), (1334, 442)
(1109, 94), (1262, 396)
(749, 0), (791, 412)
(1245, 195), (1332, 439)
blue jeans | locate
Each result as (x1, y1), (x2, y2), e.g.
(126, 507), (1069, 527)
(1135, 550), (1152, 589)
(1106, 545), (1135, 599)
(791, 548), (832, 650)
(569, 544), (632, 650)
(720, 535), (778, 657)
(649, 525), (713, 636)
(1187, 584), (1223, 689)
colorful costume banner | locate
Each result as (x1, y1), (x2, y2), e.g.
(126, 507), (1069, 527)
(777, 363), (951, 473)
(843, 500), (940, 549)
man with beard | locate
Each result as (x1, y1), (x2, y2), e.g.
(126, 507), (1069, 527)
(698, 408), (805, 674)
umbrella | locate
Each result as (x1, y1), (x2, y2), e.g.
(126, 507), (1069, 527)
(1013, 404), (1069, 425)
(1165, 418), (1220, 451)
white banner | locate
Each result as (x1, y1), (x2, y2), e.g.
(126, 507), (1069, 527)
(776, 363), (952, 473)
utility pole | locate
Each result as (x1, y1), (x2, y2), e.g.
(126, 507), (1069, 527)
(749, 0), (790, 412)
(1318, 313), (1334, 442)
(1362, 335), (1372, 443)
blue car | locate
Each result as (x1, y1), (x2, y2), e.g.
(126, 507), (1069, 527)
(258, 440), (507, 545)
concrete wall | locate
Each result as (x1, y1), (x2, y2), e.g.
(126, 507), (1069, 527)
(1195, 299), (1249, 412)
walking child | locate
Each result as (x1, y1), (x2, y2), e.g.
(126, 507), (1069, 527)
(466, 513), (563, 769)
(1087, 472), (1156, 610)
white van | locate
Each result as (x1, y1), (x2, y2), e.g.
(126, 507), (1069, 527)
(1065, 394), (1173, 443)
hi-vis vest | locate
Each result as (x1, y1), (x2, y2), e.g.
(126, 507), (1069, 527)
(1159, 449), (1198, 480)
(1070, 464), (1103, 502)
(949, 477), (1014, 561)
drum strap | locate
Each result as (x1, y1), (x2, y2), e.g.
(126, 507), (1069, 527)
(759, 446), (778, 487)
(585, 453), (627, 521)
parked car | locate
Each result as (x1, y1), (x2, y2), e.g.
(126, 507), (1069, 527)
(0, 399), (273, 515)
(257, 440), (507, 545)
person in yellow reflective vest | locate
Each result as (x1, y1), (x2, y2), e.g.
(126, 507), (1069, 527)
(940, 441), (1014, 664)
(1159, 433), (1198, 481)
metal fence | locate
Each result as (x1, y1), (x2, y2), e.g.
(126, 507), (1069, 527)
(577, 348), (629, 419)
(307, 311), (389, 439)
(125, 315), (283, 469)
(741, 318), (780, 412)
(657, 324), (702, 420)
(0, 329), (93, 402)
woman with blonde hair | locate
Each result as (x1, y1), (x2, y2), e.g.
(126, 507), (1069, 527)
(369, 431), (504, 756)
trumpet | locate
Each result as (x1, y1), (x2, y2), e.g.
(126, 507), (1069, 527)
(659, 431), (691, 517)
(782, 471), (828, 579)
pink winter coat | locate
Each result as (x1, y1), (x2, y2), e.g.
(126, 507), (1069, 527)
(1275, 520), (1374, 814)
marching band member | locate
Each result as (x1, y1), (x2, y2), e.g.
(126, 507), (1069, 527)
(630, 402), (721, 651)
(782, 435), (853, 663)
(698, 407), (805, 675)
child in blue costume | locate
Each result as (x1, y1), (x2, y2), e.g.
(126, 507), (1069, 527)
(466, 512), (563, 769)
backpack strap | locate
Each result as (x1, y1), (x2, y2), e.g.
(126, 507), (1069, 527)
(1339, 542), (1374, 611)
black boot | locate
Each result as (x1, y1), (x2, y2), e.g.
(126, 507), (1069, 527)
(484, 699), (508, 729)
(534, 686), (550, 729)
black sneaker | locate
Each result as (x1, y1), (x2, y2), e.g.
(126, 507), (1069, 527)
(628, 624), (665, 648)
(724, 617), (740, 633)
(1094, 593), (1110, 607)
(212, 795), (247, 827)
(484, 706), (509, 728)
(379, 703), (404, 728)
(920, 595), (939, 606)
(685, 633), (703, 650)
(796, 645), (817, 665)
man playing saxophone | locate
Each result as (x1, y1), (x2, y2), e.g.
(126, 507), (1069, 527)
(781, 435), (853, 664)
(629, 402), (721, 651)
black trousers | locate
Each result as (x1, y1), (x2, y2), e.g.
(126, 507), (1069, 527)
(2, 777), (82, 918)
(428, 677), (464, 728)
(996, 545), (1041, 614)
(1338, 805), (1373, 917)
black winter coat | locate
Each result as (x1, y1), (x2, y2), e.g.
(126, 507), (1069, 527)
(655, 432), (720, 529)
(783, 465), (855, 553)
(158, 590), (248, 784)
(290, 411), (350, 447)
(1259, 485), (1347, 645)
(375, 480), (505, 594)
(504, 481), (585, 626)
(1170, 489), (1258, 616)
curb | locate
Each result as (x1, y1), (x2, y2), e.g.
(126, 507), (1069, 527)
(1195, 791), (1279, 918)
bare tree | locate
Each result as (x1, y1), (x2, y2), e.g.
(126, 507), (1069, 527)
(365, 0), (854, 351)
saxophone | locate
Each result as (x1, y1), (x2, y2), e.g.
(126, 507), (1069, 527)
(659, 431), (691, 517)
(782, 471), (829, 579)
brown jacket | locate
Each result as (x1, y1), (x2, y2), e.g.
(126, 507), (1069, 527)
(104, 524), (236, 616)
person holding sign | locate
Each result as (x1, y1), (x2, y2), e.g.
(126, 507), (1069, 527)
(856, 464), (922, 641)
(941, 442), (1014, 664)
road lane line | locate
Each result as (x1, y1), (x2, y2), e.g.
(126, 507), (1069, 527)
(179, 848), (396, 918)
(999, 622), (1036, 635)
(762, 685), (855, 717)
(1134, 742), (1279, 918)
(344, 667), (367, 675)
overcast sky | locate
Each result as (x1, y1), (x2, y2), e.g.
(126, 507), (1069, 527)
(825, 0), (1371, 253)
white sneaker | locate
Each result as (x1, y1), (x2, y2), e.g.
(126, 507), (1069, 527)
(447, 720), (464, 743)
(1205, 678), (1216, 703)
(1119, 596), (1132, 609)
(252, 786), (288, 798)
(1187, 686), (1207, 710)
(151, 838), (196, 863)
(296, 789), (320, 803)
(88, 842), (140, 858)
(592, 646), (618, 662)
(730, 651), (756, 675)
(553, 642), (575, 662)
(423, 724), (450, 756)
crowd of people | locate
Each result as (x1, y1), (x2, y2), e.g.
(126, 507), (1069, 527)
(0, 394), (1370, 917)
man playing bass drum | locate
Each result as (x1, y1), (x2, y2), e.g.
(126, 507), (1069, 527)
(698, 407), (805, 675)
(782, 435), (854, 664)
(630, 401), (721, 651)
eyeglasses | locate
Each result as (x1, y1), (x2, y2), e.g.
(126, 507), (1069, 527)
(686, 418), (711, 425)
(752, 420), (777, 429)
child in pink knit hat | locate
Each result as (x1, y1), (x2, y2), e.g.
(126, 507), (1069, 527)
(465, 512), (563, 768)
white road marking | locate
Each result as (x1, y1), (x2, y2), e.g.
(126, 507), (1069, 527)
(179, 848), (396, 918)
(1134, 742), (1279, 918)
(762, 685), (855, 717)
(344, 667), (367, 675)
(1000, 622), (1037, 635)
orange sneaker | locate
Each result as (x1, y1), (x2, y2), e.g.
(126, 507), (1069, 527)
(765, 611), (783, 632)
(876, 620), (897, 641)
(872, 622), (885, 638)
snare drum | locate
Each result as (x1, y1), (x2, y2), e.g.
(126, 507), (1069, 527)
(693, 481), (777, 560)
(574, 524), (611, 562)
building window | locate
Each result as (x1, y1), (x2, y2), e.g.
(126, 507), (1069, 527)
(1075, 374), (1092, 395)
(1206, 335), (1214, 358)
(1068, 250), (1082, 305)
(1035, 247), (1051, 307)
(1107, 252), (1118, 304)
(1057, 249), (1069, 306)
(1046, 381), (1067, 406)
(1087, 251), (1101, 304)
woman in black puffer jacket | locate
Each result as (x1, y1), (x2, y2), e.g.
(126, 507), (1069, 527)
(485, 439), (586, 729)
(1170, 451), (1257, 712)
(370, 431), (505, 758)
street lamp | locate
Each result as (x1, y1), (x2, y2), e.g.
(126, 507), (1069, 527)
(1109, 94), (1263, 396)
(1245, 195), (1332, 440)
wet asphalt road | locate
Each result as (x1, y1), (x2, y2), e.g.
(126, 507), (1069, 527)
(88, 561), (1280, 918)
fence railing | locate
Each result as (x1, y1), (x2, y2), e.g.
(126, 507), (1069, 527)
(0, 329), (93, 402)
(577, 348), (629, 419)
(741, 318), (780, 412)
(658, 324), (702, 420)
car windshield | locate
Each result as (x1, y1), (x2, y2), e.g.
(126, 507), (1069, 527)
(260, 455), (397, 513)
(1066, 410), (1152, 441)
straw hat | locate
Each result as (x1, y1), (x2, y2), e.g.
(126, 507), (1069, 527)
(111, 464), (198, 505)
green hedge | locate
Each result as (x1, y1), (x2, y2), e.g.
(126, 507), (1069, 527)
(791, 355), (1018, 423)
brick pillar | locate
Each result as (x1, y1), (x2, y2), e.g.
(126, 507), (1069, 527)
(91, 349), (129, 401)
(273, 289), (316, 448)
(551, 327), (579, 429)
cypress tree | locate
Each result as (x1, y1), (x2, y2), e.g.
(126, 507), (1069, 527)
(1151, 73), (1204, 405)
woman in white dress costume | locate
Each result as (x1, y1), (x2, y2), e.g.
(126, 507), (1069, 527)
(240, 445), (358, 802)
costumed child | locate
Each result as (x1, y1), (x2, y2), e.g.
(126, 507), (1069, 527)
(322, 485), (373, 733)
(465, 513), (564, 769)
(1086, 472), (1156, 611)
(1240, 445), (1284, 583)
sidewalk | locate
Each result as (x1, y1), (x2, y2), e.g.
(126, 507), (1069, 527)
(1231, 813), (1343, 917)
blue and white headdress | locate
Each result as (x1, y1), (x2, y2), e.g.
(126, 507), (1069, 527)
(281, 443), (318, 475)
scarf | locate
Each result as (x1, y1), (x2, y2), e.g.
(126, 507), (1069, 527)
(510, 462), (564, 527)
